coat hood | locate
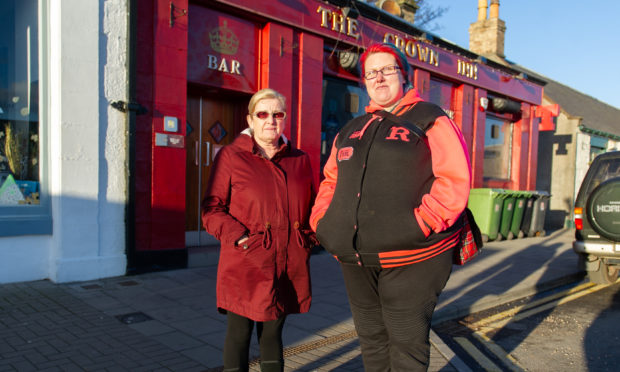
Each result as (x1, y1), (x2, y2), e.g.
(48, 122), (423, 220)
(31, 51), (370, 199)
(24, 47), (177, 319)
(235, 128), (290, 156)
(365, 88), (423, 114)
(240, 128), (289, 143)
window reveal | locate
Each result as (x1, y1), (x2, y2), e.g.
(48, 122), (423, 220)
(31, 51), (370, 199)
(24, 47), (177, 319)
(0, 0), (40, 205)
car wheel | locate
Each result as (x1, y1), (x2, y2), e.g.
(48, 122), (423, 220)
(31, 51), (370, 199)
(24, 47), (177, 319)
(588, 261), (619, 285)
(586, 177), (620, 241)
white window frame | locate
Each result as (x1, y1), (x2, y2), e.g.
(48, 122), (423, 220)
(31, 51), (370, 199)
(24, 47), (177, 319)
(0, 0), (51, 236)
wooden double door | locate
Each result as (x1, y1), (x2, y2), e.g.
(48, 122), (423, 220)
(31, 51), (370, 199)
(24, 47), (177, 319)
(185, 92), (248, 246)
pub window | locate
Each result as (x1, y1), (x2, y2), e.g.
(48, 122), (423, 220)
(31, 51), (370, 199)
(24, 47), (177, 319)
(483, 115), (513, 180)
(0, 0), (51, 235)
(428, 78), (455, 119)
(320, 76), (370, 170)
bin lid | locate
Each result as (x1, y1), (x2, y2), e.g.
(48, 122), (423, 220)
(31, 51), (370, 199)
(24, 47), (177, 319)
(512, 190), (533, 197)
(470, 188), (505, 196)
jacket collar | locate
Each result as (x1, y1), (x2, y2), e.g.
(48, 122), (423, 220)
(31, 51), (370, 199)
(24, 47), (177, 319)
(365, 88), (423, 114)
(236, 128), (289, 157)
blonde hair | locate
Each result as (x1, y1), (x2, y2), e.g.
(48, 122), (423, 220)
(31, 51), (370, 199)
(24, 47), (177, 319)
(248, 88), (287, 114)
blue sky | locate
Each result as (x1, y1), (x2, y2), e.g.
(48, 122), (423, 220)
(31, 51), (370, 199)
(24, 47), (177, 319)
(425, 1), (620, 109)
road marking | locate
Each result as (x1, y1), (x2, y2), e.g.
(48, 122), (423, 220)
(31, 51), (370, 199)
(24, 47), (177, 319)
(454, 336), (503, 371)
(454, 279), (619, 372)
(430, 329), (472, 372)
(472, 331), (525, 372)
(475, 282), (611, 331)
(466, 281), (597, 329)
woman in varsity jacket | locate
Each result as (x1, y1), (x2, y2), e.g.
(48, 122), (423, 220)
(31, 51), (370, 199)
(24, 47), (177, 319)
(310, 43), (471, 371)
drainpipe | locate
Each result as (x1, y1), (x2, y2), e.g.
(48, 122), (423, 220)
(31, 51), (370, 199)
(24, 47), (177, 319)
(125, 0), (138, 269)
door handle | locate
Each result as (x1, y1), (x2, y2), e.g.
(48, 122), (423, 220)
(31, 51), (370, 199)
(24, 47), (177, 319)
(195, 141), (199, 166)
(204, 141), (211, 166)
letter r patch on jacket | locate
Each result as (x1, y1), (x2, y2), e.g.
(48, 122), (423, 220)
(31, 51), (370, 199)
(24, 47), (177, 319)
(337, 147), (354, 161)
(386, 126), (411, 142)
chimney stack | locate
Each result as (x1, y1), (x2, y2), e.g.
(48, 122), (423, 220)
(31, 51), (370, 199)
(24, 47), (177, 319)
(372, 0), (419, 24)
(469, 0), (506, 62)
(477, 0), (487, 21)
(489, 0), (500, 19)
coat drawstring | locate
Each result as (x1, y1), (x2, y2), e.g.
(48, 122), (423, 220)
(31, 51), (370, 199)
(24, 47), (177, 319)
(262, 222), (272, 249)
(293, 221), (305, 248)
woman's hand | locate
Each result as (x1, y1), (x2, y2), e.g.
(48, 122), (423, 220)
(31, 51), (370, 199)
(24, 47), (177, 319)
(236, 234), (249, 248)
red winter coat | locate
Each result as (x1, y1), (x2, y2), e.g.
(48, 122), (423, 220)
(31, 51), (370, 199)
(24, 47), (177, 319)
(201, 130), (316, 322)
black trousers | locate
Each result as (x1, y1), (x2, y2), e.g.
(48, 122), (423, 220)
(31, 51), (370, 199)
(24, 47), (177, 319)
(340, 249), (453, 372)
(223, 311), (286, 372)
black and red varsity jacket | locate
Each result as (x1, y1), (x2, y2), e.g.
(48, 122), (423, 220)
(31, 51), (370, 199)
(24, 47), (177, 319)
(310, 89), (471, 268)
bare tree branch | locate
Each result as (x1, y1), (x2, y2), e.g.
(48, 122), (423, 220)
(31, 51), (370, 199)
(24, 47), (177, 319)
(412, 0), (448, 32)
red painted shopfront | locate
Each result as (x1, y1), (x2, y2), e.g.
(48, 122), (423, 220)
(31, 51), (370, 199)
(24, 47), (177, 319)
(132, 0), (548, 266)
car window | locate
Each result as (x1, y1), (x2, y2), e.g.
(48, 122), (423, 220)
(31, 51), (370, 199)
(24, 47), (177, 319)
(577, 156), (620, 204)
(588, 158), (620, 191)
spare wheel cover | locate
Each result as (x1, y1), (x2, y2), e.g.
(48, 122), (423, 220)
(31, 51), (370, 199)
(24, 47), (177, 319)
(586, 177), (620, 241)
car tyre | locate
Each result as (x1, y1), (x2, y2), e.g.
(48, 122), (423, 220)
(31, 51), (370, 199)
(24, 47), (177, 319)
(588, 261), (619, 285)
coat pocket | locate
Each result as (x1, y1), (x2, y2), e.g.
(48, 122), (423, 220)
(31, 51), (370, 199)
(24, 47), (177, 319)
(358, 209), (427, 251)
(238, 232), (276, 273)
(235, 231), (263, 253)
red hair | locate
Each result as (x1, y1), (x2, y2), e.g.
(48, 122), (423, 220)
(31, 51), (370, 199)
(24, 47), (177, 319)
(359, 43), (410, 80)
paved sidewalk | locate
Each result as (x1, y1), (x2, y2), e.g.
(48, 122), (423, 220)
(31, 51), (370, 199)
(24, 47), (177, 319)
(0, 228), (581, 371)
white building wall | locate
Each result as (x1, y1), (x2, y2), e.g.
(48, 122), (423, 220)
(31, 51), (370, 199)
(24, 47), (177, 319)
(607, 140), (620, 152)
(574, 130), (591, 199)
(0, 0), (128, 284)
(546, 106), (578, 227)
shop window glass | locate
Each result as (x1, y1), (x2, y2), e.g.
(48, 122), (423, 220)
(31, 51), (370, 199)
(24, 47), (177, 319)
(483, 115), (512, 180)
(0, 0), (50, 235)
(589, 136), (607, 164)
(429, 78), (455, 119)
(321, 76), (369, 169)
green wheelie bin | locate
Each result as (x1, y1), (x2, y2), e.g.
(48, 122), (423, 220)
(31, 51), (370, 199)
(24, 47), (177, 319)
(468, 188), (506, 242)
(498, 190), (517, 240)
(509, 191), (532, 239)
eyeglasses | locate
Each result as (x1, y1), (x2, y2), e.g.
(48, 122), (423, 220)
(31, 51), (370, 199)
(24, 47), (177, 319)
(364, 65), (401, 80)
(253, 111), (287, 120)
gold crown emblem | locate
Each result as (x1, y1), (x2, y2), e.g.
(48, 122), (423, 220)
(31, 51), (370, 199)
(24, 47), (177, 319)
(209, 21), (239, 55)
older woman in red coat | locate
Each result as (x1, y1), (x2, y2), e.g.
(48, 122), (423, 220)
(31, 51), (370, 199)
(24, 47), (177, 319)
(201, 88), (316, 372)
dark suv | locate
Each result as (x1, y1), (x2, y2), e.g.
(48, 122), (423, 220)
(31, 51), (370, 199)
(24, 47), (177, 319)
(573, 151), (620, 284)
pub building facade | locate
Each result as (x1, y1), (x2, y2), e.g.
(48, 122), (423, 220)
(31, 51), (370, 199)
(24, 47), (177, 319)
(0, 0), (553, 283)
(130, 0), (553, 269)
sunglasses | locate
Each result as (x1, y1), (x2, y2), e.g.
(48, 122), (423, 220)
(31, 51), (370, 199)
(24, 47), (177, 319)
(253, 111), (286, 120)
